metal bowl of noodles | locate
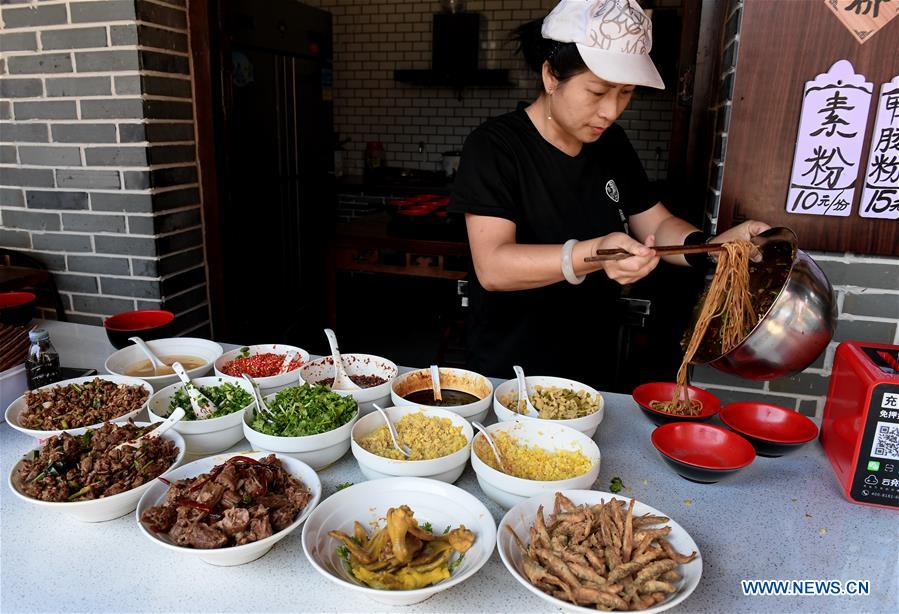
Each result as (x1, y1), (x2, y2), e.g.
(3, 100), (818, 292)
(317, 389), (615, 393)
(694, 227), (836, 380)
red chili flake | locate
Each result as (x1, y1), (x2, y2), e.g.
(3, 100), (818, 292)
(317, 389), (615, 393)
(221, 353), (304, 378)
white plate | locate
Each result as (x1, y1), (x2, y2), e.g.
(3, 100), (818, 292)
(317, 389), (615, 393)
(136, 451), (321, 566)
(497, 490), (702, 614)
(5, 375), (154, 440)
(301, 477), (497, 606)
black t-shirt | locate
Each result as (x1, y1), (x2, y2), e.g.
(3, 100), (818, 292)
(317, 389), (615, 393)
(448, 109), (656, 388)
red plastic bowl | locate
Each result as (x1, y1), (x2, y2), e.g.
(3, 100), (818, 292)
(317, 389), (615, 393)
(103, 310), (174, 349)
(651, 422), (755, 483)
(632, 382), (721, 425)
(0, 292), (36, 326)
(720, 402), (819, 457)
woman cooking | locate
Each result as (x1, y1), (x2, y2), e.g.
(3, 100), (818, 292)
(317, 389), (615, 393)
(449, 0), (769, 388)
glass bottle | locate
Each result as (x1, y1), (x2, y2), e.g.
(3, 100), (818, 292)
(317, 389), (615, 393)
(26, 329), (62, 390)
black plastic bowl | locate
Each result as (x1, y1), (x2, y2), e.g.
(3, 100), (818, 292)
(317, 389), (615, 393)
(720, 402), (819, 457)
(651, 422), (756, 484)
(0, 292), (37, 326)
(103, 310), (175, 349)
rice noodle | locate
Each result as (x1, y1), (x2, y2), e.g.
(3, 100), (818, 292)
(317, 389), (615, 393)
(650, 240), (756, 416)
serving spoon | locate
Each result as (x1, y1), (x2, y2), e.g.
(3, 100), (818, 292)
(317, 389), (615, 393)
(324, 328), (360, 390)
(277, 350), (300, 375)
(372, 402), (410, 458)
(430, 365), (443, 402)
(513, 365), (540, 418)
(172, 361), (219, 419)
(242, 374), (277, 424)
(472, 422), (507, 472)
(114, 407), (185, 450)
(129, 336), (167, 376)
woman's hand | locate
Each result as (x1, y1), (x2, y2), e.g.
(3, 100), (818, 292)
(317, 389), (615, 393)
(589, 232), (660, 285)
(712, 220), (771, 244)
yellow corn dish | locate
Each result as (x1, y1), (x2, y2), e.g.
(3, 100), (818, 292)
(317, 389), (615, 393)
(357, 412), (467, 460)
(474, 431), (592, 481)
(502, 385), (599, 420)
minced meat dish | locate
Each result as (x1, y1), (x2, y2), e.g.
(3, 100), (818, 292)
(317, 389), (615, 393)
(140, 454), (311, 549)
(20, 378), (149, 431)
(16, 422), (179, 502)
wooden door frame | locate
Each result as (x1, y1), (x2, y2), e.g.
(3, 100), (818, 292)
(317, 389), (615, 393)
(188, 0), (228, 339)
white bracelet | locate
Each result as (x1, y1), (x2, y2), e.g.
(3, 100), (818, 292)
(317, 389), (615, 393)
(561, 239), (586, 285)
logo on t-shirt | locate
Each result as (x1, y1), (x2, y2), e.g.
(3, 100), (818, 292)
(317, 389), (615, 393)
(605, 179), (620, 203)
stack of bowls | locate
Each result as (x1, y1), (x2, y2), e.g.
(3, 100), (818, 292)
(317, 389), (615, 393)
(470, 420), (601, 508)
(299, 354), (397, 415)
(213, 344), (310, 395)
(102, 310), (174, 350)
(148, 376), (255, 455)
(351, 405), (473, 483)
(391, 366), (493, 423)
(493, 374), (604, 436)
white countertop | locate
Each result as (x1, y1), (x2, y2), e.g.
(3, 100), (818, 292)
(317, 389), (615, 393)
(1, 321), (897, 613)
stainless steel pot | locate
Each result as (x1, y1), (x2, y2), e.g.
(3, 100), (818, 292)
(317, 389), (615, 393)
(698, 227), (837, 380)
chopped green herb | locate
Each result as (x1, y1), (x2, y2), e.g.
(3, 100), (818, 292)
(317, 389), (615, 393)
(443, 525), (451, 535)
(239, 346), (251, 358)
(335, 481), (353, 491)
(169, 382), (254, 421)
(610, 476), (625, 494)
(421, 521), (433, 533)
(251, 383), (358, 437)
(448, 553), (464, 572)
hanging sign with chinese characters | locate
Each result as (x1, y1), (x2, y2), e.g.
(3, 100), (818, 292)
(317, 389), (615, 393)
(786, 60), (873, 217)
(859, 75), (899, 219)
(824, 0), (899, 44)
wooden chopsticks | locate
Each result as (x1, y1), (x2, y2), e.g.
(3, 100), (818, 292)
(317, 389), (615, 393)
(584, 243), (724, 262)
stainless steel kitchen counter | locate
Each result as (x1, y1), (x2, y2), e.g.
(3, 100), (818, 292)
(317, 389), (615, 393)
(1, 321), (896, 613)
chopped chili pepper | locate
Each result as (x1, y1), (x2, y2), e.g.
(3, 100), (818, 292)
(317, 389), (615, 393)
(221, 353), (303, 378)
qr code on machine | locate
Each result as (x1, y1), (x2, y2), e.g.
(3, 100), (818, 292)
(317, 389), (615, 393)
(870, 421), (899, 461)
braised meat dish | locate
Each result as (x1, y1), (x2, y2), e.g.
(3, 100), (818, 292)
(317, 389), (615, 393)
(16, 422), (178, 502)
(20, 378), (149, 431)
(140, 455), (311, 549)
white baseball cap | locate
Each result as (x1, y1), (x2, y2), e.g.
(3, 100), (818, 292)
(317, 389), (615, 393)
(542, 0), (665, 89)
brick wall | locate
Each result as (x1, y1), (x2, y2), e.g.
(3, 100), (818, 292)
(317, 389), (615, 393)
(0, 0), (210, 335)
(305, 0), (679, 181)
(692, 0), (899, 418)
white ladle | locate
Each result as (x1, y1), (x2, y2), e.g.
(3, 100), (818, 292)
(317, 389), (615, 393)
(373, 403), (410, 458)
(324, 328), (360, 390)
(430, 365), (442, 402)
(242, 374), (276, 423)
(172, 361), (219, 419)
(472, 421), (507, 472)
(129, 336), (167, 375)
(277, 350), (299, 375)
(513, 365), (540, 418)
(115, 407), (185, 450)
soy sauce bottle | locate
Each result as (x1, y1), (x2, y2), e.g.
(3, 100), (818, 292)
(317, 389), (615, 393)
(26, 329), (62, 390)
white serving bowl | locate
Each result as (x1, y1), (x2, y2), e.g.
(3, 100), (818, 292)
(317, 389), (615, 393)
(136, 451), (321, 566)
(493, 375), (604, 437)
(301, 476), (496, 606)
(5, 375), (154, 440)
(241, 390), (358, 470)
(8, 423), (185, 522)
(104, 337), (223, 391)
(391, 367), (493, 424)
(498, 490), (702, 614)
(299, 354), (397, 415)
(470, 420), (601, 509)
(148, 376), (255, 455)
(213, 344), (310, 395)
(351, 405), (473, 483)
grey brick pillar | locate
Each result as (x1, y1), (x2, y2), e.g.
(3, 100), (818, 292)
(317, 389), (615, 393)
(1, 0), (210, 335)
